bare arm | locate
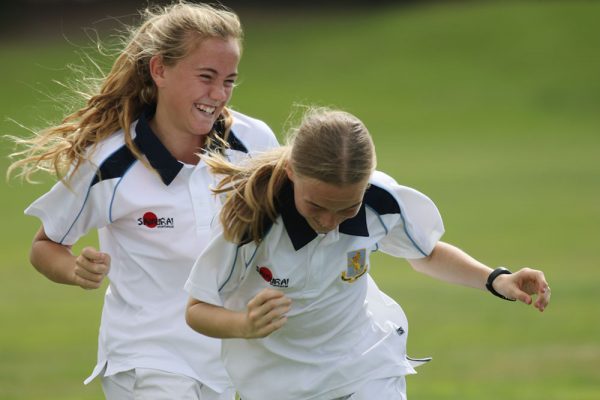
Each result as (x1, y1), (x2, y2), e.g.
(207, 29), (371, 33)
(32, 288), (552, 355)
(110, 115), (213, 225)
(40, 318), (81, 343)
(185, 288), (292, 339)
(408, 241), (550, 311)
(30, 225), (110, 289)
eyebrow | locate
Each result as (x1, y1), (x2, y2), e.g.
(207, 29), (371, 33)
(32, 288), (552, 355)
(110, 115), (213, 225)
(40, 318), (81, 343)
(194, 67), (238, 78)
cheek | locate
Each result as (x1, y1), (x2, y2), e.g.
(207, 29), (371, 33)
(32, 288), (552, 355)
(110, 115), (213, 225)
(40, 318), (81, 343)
(294, 200), (317, 223)
(333, 215), (352, 228)
(164, 81), (194, 103)
(345, 209), (361, 220)
(222, 87), (235, 104)
(296, 204), (313, 221)
(330, 210), (359, 226)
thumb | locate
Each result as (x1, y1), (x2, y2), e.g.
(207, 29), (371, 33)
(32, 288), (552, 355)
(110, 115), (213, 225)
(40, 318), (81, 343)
(81, 246), (107, 263)
(512, 289), (532, 305)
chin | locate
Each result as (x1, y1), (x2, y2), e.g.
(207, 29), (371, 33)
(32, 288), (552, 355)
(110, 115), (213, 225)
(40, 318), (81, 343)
(313, 225), (332, 234)
(193, 122), (216, 136)
(192, 115), (218, 134)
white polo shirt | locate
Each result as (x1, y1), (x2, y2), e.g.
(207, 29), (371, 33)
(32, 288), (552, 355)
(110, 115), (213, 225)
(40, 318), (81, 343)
(25, 107), (279, 391)
(185, 170), (445, 400)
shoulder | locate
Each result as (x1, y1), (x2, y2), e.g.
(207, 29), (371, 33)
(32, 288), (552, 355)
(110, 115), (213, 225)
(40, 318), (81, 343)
(365, 171), (437, 216)
(230, 109), (273, 134)
(85, 127), (128, 166)
(229, 109), (279, 153)
(67, 125), (133, 186)
(364, 171), (402, 215)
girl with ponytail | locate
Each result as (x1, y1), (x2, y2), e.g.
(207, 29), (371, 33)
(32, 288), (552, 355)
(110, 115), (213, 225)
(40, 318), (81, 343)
(186, 107), (551, 400)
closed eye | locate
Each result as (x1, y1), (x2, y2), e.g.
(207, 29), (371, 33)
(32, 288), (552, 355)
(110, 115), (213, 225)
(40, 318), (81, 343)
(307, 201), (361, 215)
(339, 206), (361, 218)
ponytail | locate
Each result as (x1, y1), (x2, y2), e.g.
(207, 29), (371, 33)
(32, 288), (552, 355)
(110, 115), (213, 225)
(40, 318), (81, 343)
(204, 148), (290, 244)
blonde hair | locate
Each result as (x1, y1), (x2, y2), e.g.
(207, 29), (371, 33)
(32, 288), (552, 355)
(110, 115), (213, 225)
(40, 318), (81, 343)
(7, 1), (243, 182)
(205, 107), (376, 243)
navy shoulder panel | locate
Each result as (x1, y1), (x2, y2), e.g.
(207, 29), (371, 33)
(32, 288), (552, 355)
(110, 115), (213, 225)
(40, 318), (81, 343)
(90, 145), (137, 186)
(364, 184), (401, 215)
(211, 117), (249, 154)
(227, 129), (249, 154)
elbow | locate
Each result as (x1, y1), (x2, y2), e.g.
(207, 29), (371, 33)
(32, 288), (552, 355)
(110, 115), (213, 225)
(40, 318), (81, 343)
(185, 300), (197, 331)
(185, 298), (210, 336)
(408, 253), (432, 274)
(29, 240), (46, 274)
(28, 246), (37, 270)
(408, 241), (445, 273)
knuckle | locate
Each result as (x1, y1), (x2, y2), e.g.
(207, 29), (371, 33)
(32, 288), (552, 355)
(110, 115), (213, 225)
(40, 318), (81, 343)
(74, 266), (87, 277)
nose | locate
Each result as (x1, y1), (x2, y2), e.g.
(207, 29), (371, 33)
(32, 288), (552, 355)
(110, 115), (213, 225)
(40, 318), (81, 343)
(318, 212), (339, 232)
(210, 83), (229, 102)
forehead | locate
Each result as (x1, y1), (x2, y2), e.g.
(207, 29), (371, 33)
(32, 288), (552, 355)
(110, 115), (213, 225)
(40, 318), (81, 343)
(296, 177), (367, 210)
(181, 36), (240, 67)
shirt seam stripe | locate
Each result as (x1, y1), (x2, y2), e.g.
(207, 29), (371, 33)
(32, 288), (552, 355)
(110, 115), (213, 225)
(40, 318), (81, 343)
(219, 245), (240, 292)
(58, 176), (95, 244)
(108, 161), (137, 223)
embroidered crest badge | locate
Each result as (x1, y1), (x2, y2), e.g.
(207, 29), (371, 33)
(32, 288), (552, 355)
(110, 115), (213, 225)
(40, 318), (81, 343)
(341, 249), (368, 282)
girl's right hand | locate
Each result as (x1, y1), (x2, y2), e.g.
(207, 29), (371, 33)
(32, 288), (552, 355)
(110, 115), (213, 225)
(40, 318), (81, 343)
(244, 288), (291, 338)
(74, 247), (111, 290)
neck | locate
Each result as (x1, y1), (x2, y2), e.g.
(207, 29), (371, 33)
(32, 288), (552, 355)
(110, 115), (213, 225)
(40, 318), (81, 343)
(148, 114), (205, 165)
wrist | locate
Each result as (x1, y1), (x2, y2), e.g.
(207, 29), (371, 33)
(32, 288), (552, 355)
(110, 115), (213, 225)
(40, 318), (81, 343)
(486, 267), (516, 301)
(237, 311), (254, 339)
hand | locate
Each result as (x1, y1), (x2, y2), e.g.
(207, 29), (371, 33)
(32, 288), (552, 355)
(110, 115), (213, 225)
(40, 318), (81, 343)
(493, 267), (550, 312)
(73, 246), (111, 290)
(243, 288), (292, 338)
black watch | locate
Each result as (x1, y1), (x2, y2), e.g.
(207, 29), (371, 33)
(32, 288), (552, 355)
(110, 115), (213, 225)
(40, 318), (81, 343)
(485, 267), (516, 301)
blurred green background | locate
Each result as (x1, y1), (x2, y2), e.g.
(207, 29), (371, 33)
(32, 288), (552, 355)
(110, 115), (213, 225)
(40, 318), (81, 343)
(1, 1), (599, 399)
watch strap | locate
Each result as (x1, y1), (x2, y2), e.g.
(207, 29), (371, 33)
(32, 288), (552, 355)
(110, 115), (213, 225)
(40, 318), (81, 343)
(486, 267), (516, 301)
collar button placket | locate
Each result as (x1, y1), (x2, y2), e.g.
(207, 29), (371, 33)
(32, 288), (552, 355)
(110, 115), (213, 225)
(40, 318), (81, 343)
(304, 235), (326, 297)
(189, 166), (211, 232)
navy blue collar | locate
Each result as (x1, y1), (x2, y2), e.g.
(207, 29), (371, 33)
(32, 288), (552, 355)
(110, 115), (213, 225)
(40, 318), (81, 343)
(134, 107), (183, 185)
(277, 180), (369, 251)
(134, 106), (248, 185)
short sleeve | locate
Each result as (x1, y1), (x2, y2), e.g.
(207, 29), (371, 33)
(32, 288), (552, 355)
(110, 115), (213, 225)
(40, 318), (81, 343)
(248, 119), (279, 153)
(228, 110), (280, 158)
(263, 128), (280, 151)
(185, 232), (242, 307)
(375, 172), (445, 259)
(24, 160), (113, 245)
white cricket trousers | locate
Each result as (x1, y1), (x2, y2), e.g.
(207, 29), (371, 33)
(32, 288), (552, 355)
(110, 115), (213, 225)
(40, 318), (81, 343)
(101, 368), (236, 400)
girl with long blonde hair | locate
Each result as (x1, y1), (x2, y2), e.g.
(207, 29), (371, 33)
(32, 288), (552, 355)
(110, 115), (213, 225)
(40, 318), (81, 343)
(8, 2), (278, 399)
(185, 107), (551, 400)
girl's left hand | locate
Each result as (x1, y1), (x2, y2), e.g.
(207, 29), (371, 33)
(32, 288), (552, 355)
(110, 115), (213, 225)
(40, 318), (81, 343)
(493, 268), (551, 312)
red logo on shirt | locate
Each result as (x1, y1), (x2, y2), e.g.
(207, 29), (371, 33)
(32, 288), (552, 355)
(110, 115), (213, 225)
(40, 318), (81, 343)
(256, 266), (289, 288)
(257, 266), (273, 282)
(137, 211), (174, 229)
(142, 212), (158, 228)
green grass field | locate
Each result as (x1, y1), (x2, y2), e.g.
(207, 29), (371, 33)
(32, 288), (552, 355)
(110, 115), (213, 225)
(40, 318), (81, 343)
(1, 1), (599, 399)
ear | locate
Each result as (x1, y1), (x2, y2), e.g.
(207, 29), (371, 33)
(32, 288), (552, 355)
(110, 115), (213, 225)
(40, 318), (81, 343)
(285, 163), (295, 182)
(149, 55), (167, 88)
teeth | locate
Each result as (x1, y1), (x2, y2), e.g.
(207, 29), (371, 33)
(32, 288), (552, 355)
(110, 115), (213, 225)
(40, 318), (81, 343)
(196, 104), (216, 115)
